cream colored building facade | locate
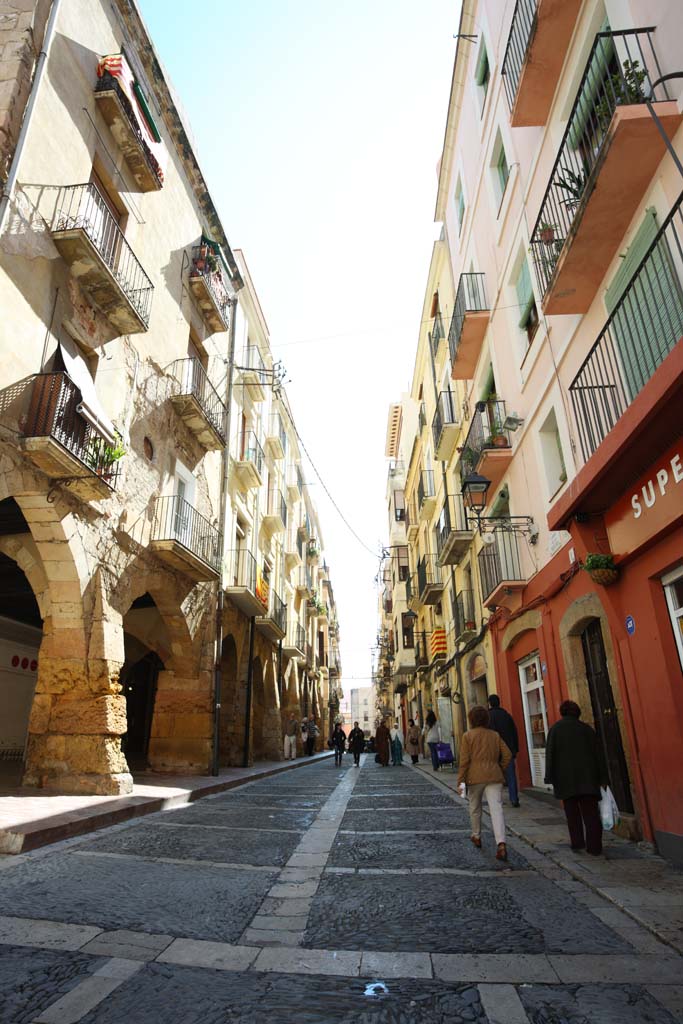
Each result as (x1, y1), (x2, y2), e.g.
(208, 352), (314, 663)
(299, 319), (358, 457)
(0, 0), (341, 795)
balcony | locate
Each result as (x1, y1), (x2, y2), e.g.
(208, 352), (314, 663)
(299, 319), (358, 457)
(394, 639), (415, 675)
(94, 53), (165, 192)
(406, 573), (419, 612)
(502, 0), (582, 128)
(262, 487), (287, 535)
(283, 622), (306, 658)
(18, 372), (120, 501)
(417, 555), (444, 606)
(429, 311), (445, 360)
(257, 588), (287, 641)
(286, 464), (301, 502)
(236, 346), (267, 402)
(418, 402), (427, 434)
(432, 390), (460, 462)
(461, 399), (513, 493)
(265, 414), (287, 460)
(225, 549), (267, 616)
(284, 526), (303, 572)
(530, 28), (682, 315)
(453, 589), (477, 640)
(149, 495), (221, 582)
(169, 358), (226, 450)
(188, 242), (231, 333)
(296, 566), (313, 596)
(406, 493), (419, 541)
(51, 183), (153, 335)
(478, 528), (526, 610)
(233, 431), (264, 490)
(436, 494), (473, 566)
(417, 469), (436, 520)
(449, 273), (489, 380)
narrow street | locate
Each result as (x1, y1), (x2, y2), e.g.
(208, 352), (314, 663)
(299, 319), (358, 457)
(1, 758), (682, 1023)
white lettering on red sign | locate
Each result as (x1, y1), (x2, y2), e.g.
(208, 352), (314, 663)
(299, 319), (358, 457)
(630, 451), (683, 519)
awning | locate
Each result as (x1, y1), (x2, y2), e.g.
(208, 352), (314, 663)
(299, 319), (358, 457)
(59, 338), (117, 446)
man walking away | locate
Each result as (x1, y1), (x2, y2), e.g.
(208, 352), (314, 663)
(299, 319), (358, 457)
(284, 713), (298, 760)
(488, 695), (520, 806)
(544, 700), (606, 856)
(348, 721), (365, 766)
(331, 722), (346, 766)
(306, 717), (319, 756)
(375, 719), (390, 766)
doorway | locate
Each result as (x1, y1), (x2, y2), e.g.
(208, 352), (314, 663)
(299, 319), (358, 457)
(581, 620), (634, 813)
(121, 651), (162, 767)
(518, 653), (551, 788)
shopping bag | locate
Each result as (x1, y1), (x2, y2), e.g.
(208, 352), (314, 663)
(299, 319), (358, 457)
(599, 786), (620, 830)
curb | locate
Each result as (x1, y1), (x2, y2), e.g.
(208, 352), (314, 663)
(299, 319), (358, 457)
(0, 752), (335, 856)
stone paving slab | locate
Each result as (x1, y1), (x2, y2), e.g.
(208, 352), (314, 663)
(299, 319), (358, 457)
(162, 805), (318, 831)
(77, 821), (301, 867)
(157, 938), (259, 972)
(519, 982), (682, 1023)
(548, 954), (683, 984)
(0, 914), (102, 951)
(79, 929), (174, 961)
(213, 793), (328, 809)
(340, 807), (470, 831)
(432, 953), (560, 983)
(0, 944), (97, 1024)
(329, 830), (529, 871)
(348, 793), (456, 809)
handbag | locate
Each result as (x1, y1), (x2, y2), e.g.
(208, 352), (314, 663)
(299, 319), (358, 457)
(599, 786), (620, 830)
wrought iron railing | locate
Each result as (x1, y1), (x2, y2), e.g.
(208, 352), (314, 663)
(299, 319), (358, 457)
(429, 311), (445, 358)
(569, 195), (683, 460)
(190, 243), (230, 324)
(262, 589), (286, 633)
(169, 358), (226, 442)
(241, 345), (266, 375)
(478, 528), (525, 602)
(417, 469), (435, 508)
(95, 67), (164, 186)
(151, 495), (221, 571)
(501, 0), (538, 111)
(405, 573), (414, 606)
(436, 494), (470, 557)
(266, 487), (288, 528)
(226, 548), (258, 591)
(432, 390), (458, 454)
(418, 402), (427, 433)
(454, 589), (476, 636)
(417, 554), (442, 596)
(289, 622), (306, 652)
(268, 414), (287, 454)
(22, 372), (122, 487)
(530, 28), (670, 297)
(448, 273), (488, 365)
(237, 430), (264, 475)
(52, 183), (153, 326)
(461, 400), (511, 475)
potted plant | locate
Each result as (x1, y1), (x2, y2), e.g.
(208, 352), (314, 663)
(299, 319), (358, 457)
(595, 59), (647, 131)
(88, 433), (126, 478)
(207, 251), (219, 274)
(556, 163), (589, 210)
(538, 221), (557, 244)
(583, 553), (619, 586)
(464, 618), (476, 631)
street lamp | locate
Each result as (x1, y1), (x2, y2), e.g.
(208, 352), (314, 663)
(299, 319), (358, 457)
(461, 471), (491, 530)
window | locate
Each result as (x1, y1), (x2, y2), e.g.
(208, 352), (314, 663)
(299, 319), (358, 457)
(490, 132), (510, 211)
(539, 409), (567, 496)
(397, 545), (409, 582)
(475, 42), (491, 110)
(516, 258), (539, 345)
(663, 567), (683, 673)
(401, 612), (415, 650)
(496, 146), (509, 198)
(455, 177), (465, 234)
(394, 489), (406, 522)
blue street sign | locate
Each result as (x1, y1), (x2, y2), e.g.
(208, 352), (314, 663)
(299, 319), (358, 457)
(625, 615), (636, 636)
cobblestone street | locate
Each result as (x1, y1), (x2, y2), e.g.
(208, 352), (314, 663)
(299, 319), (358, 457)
(1, 757), (682, 1023)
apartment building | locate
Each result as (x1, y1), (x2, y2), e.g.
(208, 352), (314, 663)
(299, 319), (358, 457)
(0, 0), (340, 794)
(350, 687), (373, 738)
(378, 0), (683, 862)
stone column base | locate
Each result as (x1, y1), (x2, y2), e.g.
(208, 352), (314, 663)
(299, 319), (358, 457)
(22, 769), (134, 795)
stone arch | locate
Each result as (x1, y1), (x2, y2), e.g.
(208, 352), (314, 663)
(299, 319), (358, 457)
(501, 610), (543, 652)
(558, 592), (620, 730)
(466, 650), (489, 709)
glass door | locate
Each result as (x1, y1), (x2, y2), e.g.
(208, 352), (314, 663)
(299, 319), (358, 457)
(518, 653), (551, 788)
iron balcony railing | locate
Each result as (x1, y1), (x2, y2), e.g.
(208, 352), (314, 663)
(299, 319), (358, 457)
(269, 414), (287, 454)
(151, 495), (221, 571)
(429, 311), (445, 358)
(432, 389), (458, 454)
(291, 622), (306, 652)
(569, 194), (683, 461)
(262, 589), (286, 633)
(501, 0), (537, 111)
(266, 487), (288, 528)
(418, 402), (427, 433)
(530, 28), (670, 297)
(227, 548), (258, 591)
(190, 243), (230, 324)
(405, 573), (414, 606)
(436, 494), (469, 557)
(22, 371), (121, 488)
(242, 345), (266, 375)
(454, 589), (476, 636)
(170, 358), (226, 442)
(461, 400), (512, 475)
(237, 430), (264, 475)
(415, 632), (429, 667)
(52, 183), (153, 327)
(448, 273), (488, 365)
(417, 469), (435, 508)
(478, 528), (525, 603)
(417, 554), (442, 596)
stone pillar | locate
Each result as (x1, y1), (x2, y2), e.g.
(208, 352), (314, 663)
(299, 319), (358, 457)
(148, 669), (213, 773)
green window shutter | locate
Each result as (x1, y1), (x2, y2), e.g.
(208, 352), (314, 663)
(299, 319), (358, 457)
(567, 22), (613, 151)
(475, 46), (489, 87)
(516, 259), (535, 327)
(457, 189), (465, 230)
(497, 148), (509, 195)
(605, 209), (658, 311)
(132, 80), (162, 143)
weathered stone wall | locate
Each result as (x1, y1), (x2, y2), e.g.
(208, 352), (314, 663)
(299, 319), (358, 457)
(0, 0), (49, 185)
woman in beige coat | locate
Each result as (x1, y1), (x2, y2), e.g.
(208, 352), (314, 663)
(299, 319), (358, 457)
(405, 718), (420, 765)
(457, 704), (512, 861)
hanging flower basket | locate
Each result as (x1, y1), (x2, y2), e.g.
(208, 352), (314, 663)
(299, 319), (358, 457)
(583, 554), (619, 586)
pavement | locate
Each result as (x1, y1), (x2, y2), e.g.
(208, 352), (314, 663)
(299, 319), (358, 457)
(0, 755), (682, 1022)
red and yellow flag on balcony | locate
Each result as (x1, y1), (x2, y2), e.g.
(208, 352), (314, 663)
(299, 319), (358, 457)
(430, 628), (447, 660)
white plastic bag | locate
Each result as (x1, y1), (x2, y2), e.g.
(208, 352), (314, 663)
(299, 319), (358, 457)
(600, 786), (620, 830)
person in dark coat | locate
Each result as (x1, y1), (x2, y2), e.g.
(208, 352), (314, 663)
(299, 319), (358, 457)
(375, 720), (390, 766)
(331, 723), (346, 766)
(544, 700), (606, 856)
(488, 695), (520, 807)
(348, 721), (365, 766)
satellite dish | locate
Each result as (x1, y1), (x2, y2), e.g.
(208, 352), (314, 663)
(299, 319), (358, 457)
(481, 532), (496, 546)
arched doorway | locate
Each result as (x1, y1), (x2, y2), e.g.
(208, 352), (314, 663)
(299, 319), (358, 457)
(121, 592), (168, 771)
(219, 634), (242, 766)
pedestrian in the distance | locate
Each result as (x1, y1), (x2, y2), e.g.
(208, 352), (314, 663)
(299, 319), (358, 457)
(283, 713), (298, 760)
(306, 717), (319, 757)
(330, 722), (346, 766)
(389, 720), (403, 765)
(405, 718), (420, 765)
(423, 711), (441, 771)
(544, 700), (606, 856)
(375, 718), (390, 766)
(457, 704), (512, 861)
(348, 721), (365, 766)
(488, 695), (520, 806)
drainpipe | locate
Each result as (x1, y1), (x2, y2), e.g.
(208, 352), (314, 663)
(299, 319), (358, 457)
(243, 615), (255, 767)
(0, 0), (63, 234)
(277, 637), (283, 704)
(211, 295), (238, 776)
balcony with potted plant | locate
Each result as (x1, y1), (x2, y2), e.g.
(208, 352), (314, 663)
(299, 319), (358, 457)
(460, 397), (513, 492)
(188, 239), (231, 333)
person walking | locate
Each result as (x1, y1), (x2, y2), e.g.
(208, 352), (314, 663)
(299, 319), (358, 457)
(283, 713), (298, 760)
(306, 717), (319, 757)
(544, 700), (606, 856)
(457, 704), (512, 862)
(348, 721), (365, 766)
(487, 695), (520, 806)
(389, 720), (403, 765)
(405, 719), (420, 765)
(330, 722), (346, 766)
(375, 719), (390, 766)
(423, 711), (441, 771)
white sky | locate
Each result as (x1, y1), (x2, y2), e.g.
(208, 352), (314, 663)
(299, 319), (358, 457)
(139, 0), (460, 694)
